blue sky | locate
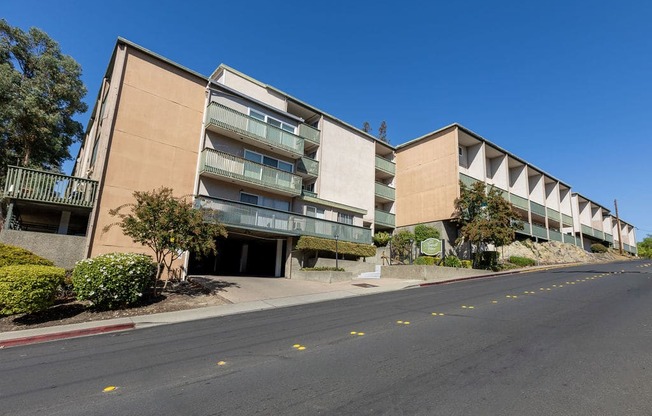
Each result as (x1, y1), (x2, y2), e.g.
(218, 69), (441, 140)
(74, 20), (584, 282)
(4, 0), (651, 239)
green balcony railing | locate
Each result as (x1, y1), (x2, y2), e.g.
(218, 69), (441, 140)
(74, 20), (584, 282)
(563, 233), (576, 245)
(605, 233), (613, 243)
(593, 229), (604, 240)
(298, 124), (320, 146)
(561, 213), (573, 227)
(581, 224), (593, 237)
(375, 155), (395, 176)
(532, 224), (548, 239)
(548, 229), (562, 242)
(195, 196), (371, 244)
(296, 156), (319, 177)
(530, 201), (546, 217)
(3, 166), (98, 208)
(510, 194), (529, 211)
(547, 209), (561, 222)
(515, 221), (531, 235)
(301, 189), (317, 198)
(200, 148), (302, 196)
(374, 209), (395, 228)
(205, 102), (305, 156)
(374, 182), (395, 201)
(459, 173), (479, 187)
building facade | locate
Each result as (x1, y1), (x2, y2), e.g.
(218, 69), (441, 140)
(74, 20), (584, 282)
(395, 124), (637, 255)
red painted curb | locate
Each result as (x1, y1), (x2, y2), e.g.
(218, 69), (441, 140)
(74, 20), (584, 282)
(0, 323), (135, 348)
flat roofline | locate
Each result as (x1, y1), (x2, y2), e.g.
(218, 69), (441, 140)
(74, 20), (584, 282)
(571, 192), (612, 213)
(397, 123), (573, 189)
(213, 64), (395, 151)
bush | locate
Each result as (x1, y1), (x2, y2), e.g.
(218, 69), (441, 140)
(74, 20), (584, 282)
(0, 265), (65, 315)
(478, 251), (499, 270)
(414, 256), (436, 265)
(414, 224), (440, 243)
(296, 236), (377, 257)
(509, 256), (536, 267)
(460, 260), (472, 269)
(72, 252), (157, 309)
(591, 243), (608, 253)
(372, 232), (391, 247)
(300, 267), (345, 272)
(0, 243), (54, 267)
(443, 255), (462, 268)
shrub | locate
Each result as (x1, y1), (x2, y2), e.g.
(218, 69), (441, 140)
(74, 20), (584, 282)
(414, 224), (440, 243)
(391, 230), (415, 263)
(478, 251), (499, 270)
(72, 252), (157, 309)
(300, 267), (345, 272)
(509, 256), (536, 267)
(443, 255), (462, 268)
(0, 243), (54, 267)
(0, 265), (65, 315)
(296, 236), (377, 257)
(372, 232), (391, 247)
(460, 260), (473, 269)
(591, 243), (608, 253)
(414, 256), (436, 265)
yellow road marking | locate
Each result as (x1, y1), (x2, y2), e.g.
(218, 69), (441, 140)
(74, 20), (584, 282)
(103, 386), (117, 392)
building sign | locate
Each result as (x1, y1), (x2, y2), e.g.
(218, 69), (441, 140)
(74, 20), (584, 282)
(420, 238), (442, 256)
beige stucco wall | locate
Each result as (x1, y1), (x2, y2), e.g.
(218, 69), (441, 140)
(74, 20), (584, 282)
(316, 117), (376, 225)
(396, 127), (459, 226)
(219, 69), (287, 111)
(89, 48), (206, 257)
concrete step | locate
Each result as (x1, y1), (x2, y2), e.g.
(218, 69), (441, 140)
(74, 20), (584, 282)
(358, 265), (381, 279)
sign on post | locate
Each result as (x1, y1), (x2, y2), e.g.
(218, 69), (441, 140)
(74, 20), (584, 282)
(420, 238), (442, 257)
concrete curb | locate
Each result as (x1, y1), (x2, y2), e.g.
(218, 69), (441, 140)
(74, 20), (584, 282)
(0, 323), (135, 348)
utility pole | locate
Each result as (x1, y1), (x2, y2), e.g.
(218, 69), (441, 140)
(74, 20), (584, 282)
(615, 199), (624, 255)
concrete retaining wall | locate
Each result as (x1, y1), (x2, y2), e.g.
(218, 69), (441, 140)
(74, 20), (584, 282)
(380, 265), (491, 280)
(0, 230), (87, 269)
(291, 270), (355, 283)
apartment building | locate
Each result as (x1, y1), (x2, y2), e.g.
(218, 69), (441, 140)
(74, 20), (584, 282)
(395, 124), (637, 255)
(69, 38), (395, 277)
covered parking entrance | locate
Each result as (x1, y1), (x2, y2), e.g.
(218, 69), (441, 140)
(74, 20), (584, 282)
(188, 232), (289, 277)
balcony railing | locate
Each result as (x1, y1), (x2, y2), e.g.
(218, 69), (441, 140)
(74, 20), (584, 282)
(298, 124), (320, 146)
(510, 194), (529, 211)
(459, 173), (478, 187)
(562, 213), (573, 227)
(563, 233), (576, 245)
(205, 102), (305, 157)
(200, 148), (302, 196)
(547, 209), (561, 222)
(3, 166), (98, 208)
(195, 196), (371, 244)
(532, 224), (548, 239)
(581, 224), (593, 237)
(374, 209), (395, 228)
(530, 201), (546, 217)
(296, 156), (319, 177)
(374, 182), (395, 201)
(375, 155), (395, 176)
(548, 229), (563, 242)
(605, 233), (613, 243)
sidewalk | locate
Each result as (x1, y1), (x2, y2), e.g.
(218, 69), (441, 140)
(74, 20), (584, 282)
(0, 263), (574, 347)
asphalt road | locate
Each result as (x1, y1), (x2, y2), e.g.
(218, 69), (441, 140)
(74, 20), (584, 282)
(2, 260), (652, 415)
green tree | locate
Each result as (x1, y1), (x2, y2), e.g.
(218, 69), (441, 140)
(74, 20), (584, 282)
(104, 187), (227, 295)
(454, 181), (522, 268)
(0, 20), (87, 181)
(414, 224), (440, 243)
(390, 229), (415, 264)
(362, 121), (372, 133)
(377, 120), (389, 144)
(638, 235), (652, 259)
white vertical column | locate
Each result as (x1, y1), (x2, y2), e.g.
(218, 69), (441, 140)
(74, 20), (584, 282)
(58, 211), (71, 235)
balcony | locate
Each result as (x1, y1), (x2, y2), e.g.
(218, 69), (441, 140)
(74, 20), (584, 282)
(530, 201), (546, 217)
(547, 209), (561, 222)
(605, 233), (613, 243)
(3, 166), (98, 209)
(295, 156), (319, 178)
(561, 213), (573, 227)
(375, 155), (395, 178)
(195, 196), (371, 244)
(532, 224), (548, 239)
(563, 233), (576, 244)
(515, 221), (531, 235)
(200, 148), (302, 196)
(459, 173), (479, 187)
(510, 194), (529, 211)
(374, 209), (395, 228)
(205, 102), (305, 158)
(298, 124), (320, 147)
(548, 229), (562, 242)
(374, 182), (395, 202)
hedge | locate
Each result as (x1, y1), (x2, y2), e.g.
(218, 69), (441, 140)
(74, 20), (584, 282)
(296, 236), (376, 258)
(414, 256), (436, 265)
(591, 243), (608, 253)
(0, 243), (54, 267)
(509, 256), (536, 267)
(72, 252), (157, 309)
(0, 265), (66, 315)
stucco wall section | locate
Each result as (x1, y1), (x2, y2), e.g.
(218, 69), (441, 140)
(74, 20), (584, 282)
(396, 128), (459, 226)
(0, 230), (87, 269)
(88, 48), (206, 257)
(221, 70), (287, 111)
(317, 118), (375, 224)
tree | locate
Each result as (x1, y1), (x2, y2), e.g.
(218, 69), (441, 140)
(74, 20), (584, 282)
(362, 121), (372, 133)
(104, 187), (227, 295)
(638, 235), (652, 259)
(0, 20), (87, 182)
(414, 224), (440, 243)
(378, 120), (389, 144)
(453, 181), (522, 268)
(390, 229), (415, 264)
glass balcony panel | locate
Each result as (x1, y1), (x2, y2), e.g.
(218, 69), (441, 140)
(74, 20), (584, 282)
(530, 202), (546, 217)
(532, 224), (548, 239)
(510, 194), (529, 210)
(195, 196), (371, 244)
(296, 156), (319, 177)
(375, 155), (395, 175)
(374, 182), (395, 201)
(563, 233), (576, 244)
(548, 229), (562, 242)
(562, 213), (573, 227)
(374, 209), (395, 228)
(459, 173), (478, 187)
(298, 124), (320, 146)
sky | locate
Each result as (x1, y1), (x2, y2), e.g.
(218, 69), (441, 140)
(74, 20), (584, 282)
(3, 0), (651, 240)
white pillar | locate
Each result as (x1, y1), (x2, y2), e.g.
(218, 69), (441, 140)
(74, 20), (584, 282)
(58, 211), (71, 235)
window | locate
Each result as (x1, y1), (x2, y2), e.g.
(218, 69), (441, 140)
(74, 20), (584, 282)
(306, 206), (325, 219)
(248, 108), (296, 134)
(244, 150), (294, 173)
(338, 213), (353, 225)
(240, 192), (290, 212)
(458, 146), (463, 156)
(240, 192), (259, 205)
(302, 182), (315, 192)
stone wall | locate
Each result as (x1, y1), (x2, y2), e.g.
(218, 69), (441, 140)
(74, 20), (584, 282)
(380, 264), (490, 280)
(0, 230), (87, 269)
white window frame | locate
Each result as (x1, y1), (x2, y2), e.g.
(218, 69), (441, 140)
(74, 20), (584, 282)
(244, 149), (294, 173)
(248, 108), (296, 134)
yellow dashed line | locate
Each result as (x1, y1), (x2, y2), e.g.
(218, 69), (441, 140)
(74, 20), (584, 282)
(103, 386), (117, 393)
(217, 361), (226, 366)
